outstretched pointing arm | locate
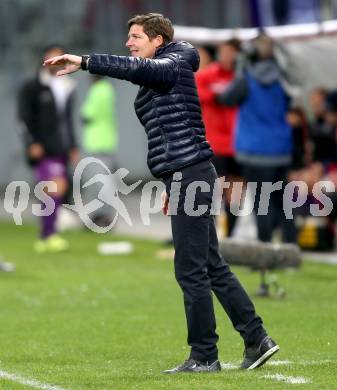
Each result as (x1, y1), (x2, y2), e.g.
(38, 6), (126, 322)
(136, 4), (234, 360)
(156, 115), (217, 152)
(44, 53), (180, 91)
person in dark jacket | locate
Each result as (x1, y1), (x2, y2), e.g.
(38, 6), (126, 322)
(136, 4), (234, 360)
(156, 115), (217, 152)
(217, 33), (297, 244)
(18, 44), (78, 253)
(44, 13), (279, 373)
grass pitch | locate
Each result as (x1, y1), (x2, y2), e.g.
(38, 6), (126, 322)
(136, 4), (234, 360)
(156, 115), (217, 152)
(0, 222), (336, 389)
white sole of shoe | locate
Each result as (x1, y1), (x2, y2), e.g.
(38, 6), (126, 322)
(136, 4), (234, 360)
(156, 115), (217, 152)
(247, 345), (280, 370)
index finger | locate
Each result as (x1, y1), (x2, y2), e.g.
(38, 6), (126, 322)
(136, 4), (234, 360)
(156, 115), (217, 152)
(43, 55), (65, 66)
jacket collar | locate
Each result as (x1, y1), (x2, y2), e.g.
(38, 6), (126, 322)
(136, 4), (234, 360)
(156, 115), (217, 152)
(155, 42), (176, 57)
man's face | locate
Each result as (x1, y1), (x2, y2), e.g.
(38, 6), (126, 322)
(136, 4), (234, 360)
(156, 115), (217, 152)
(255, 36), (273, 60)
(218, 44), (238, 71)
(126, 24), (162, 58)
(309, 91), (326, 116)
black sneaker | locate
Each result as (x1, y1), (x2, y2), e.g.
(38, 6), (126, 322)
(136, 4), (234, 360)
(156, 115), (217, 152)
(163, 358), (221, 374)
(241, 336), (279, 370)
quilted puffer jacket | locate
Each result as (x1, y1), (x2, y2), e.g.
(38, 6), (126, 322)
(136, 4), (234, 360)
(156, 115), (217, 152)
(88, 41), (213, 177)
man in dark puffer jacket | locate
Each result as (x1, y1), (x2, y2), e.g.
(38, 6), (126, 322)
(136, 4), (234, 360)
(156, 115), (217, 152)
(44, 13), (279, 373)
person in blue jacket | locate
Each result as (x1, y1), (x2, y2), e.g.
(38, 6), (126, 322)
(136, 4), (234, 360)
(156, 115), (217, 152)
(217, 33), (297, 243)
(44, 13), (279, 373)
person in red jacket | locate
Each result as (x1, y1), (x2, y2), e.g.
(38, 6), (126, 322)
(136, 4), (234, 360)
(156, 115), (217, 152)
(196, 39), (242, 236)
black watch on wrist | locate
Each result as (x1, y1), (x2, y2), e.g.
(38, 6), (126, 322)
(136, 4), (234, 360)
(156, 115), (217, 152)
(81, 55), (90, 71)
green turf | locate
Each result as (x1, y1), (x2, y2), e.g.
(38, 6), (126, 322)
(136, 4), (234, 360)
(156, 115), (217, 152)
(0, 222), (336, 389)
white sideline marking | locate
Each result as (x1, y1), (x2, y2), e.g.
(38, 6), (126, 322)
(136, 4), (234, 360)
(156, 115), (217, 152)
(267, 360), (292, 366)
(0, 370), (66, 390)
(220, 360), (292, 369)
(220, 362), (238, 370)
(262, 374), (311, 384)
(301, 359), (336, 365)
(221, 359), (336, 368)
(267, 359), (336, 367)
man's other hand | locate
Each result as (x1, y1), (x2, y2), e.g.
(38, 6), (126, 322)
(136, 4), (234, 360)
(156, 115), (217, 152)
(161, 191), (169, 216)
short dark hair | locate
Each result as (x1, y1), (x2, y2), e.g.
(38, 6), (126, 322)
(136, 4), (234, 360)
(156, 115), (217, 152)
(221, 38), (242, 52)
(198, 45), (216, 61)
(310, 87), (328, 97)
(127, 13), (174, 45)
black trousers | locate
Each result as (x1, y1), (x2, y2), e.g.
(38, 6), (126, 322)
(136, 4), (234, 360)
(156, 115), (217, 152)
(163, 160), (266, 362)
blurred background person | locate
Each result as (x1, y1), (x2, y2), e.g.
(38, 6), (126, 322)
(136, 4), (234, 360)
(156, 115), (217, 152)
(322, 91), (337, 235)
(313, 90), (337, 170)
(287, 106), (311, 181)
(321, 91), (337, 188)
(80, 75), (119, 227)
(17, 44), (78, 253)
(196, 39), (243, 237)
(307, 88), (335, 185)
(216, 33), (297, 243)
(197, 45), (216, 71)
(288, 90), (337, 250)
(285, 106), (313, 243)
(308, 88), (328, 144)
(291, 89), (337, 193)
